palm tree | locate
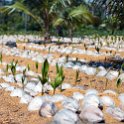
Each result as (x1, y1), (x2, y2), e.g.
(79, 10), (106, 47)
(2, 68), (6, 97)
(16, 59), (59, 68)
(92, 0), (124, 32)
(1, 0), (96, 41)
(0, 0), (71, 41)
(54, 5), (95, 40)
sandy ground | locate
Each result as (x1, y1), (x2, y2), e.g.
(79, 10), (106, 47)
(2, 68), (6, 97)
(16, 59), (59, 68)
(0, 43), (124, 123)
(0, 89), (51, 124)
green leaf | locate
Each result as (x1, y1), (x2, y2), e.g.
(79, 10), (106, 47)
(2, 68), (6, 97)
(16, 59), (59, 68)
(35, 61), (39, 70)
(38, 75), (42, 82)
(42, 59), (49, 80)
(56, 63), (59, 74)
(53, 18), (64, 26)
(6, 64), (9, 72)
(116, 78), (122, 88)
(0, 2), (42, 29)
(51, 75), (63, 90)
(51, 82), (56, 89)
(121, 63), (124, 71)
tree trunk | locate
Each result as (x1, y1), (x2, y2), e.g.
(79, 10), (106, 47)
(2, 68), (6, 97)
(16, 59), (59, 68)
(43, 9), (51, 42)
(69, 29), (73, 42)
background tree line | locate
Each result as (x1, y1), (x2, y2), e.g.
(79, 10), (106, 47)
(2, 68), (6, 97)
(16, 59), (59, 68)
(0, 0), (124, 36)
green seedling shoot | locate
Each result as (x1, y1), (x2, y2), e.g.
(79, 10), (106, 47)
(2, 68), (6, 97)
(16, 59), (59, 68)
(56, 63), (65, 91)
(75, 69), (80, 85)
(38, 59), (49, 95)
(9, 60), (18, 83)
(35, 61), (39, 72)
(0, 52), (3, 64)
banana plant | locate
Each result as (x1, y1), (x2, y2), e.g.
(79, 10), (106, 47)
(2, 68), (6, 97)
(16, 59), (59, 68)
(35, 61), (39, 72)
(38, 59), (49, 95)
(9, 60), (18, 83)
(0, 52), (3, 64)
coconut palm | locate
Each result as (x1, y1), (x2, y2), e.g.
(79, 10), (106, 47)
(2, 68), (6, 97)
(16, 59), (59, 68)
(53, 5), (95, 40)
(0, 0), (96, 41)
(92, 0), (124, 32)
(0, 0), (71, 41)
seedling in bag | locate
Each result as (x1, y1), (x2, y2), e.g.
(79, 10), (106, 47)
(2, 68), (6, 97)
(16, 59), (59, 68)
(9, 60), (18, 83)
(38, 59), (49, 95)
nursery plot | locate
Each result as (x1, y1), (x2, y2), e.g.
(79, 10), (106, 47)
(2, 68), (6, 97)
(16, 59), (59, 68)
(0, 36), (124, 124)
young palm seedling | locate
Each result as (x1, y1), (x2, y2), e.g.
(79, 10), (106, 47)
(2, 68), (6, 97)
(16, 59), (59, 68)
(75, 69), (80, 85)
(51, 75), (64, 95)
(95, 46), (100, 54)
(56, 63), (65, 91)
(35, 61), (39, 73)
(5, 64), (9, 76)
(116, 63), (124, 93)
(21, 68), (27, 89)
(9, 60), (18, 83)
(0, 52), (3, 64)
(38, 59), (49, 95)
(84, 43), (88, 52)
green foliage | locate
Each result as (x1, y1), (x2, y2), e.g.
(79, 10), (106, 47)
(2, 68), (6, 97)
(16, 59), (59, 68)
(95, 46), (100, 54)
(116, 63), (124, 90)
(56, 63), (65, 81)
(38, 59), (49, 95)
(84, 43), (88, 51)
(54, 5), (96, 38)
(93, 0), (124, 32)
(51, 75), (63, 95)
(5, 64), (9, 76)
(116, 78), (122, 88)
(51, 63), (65, 94)
(121, 63), (124, 71)
(0, 0), (72, 40)
(9, 60), (18, 82)
(21, 68), (27, 89)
